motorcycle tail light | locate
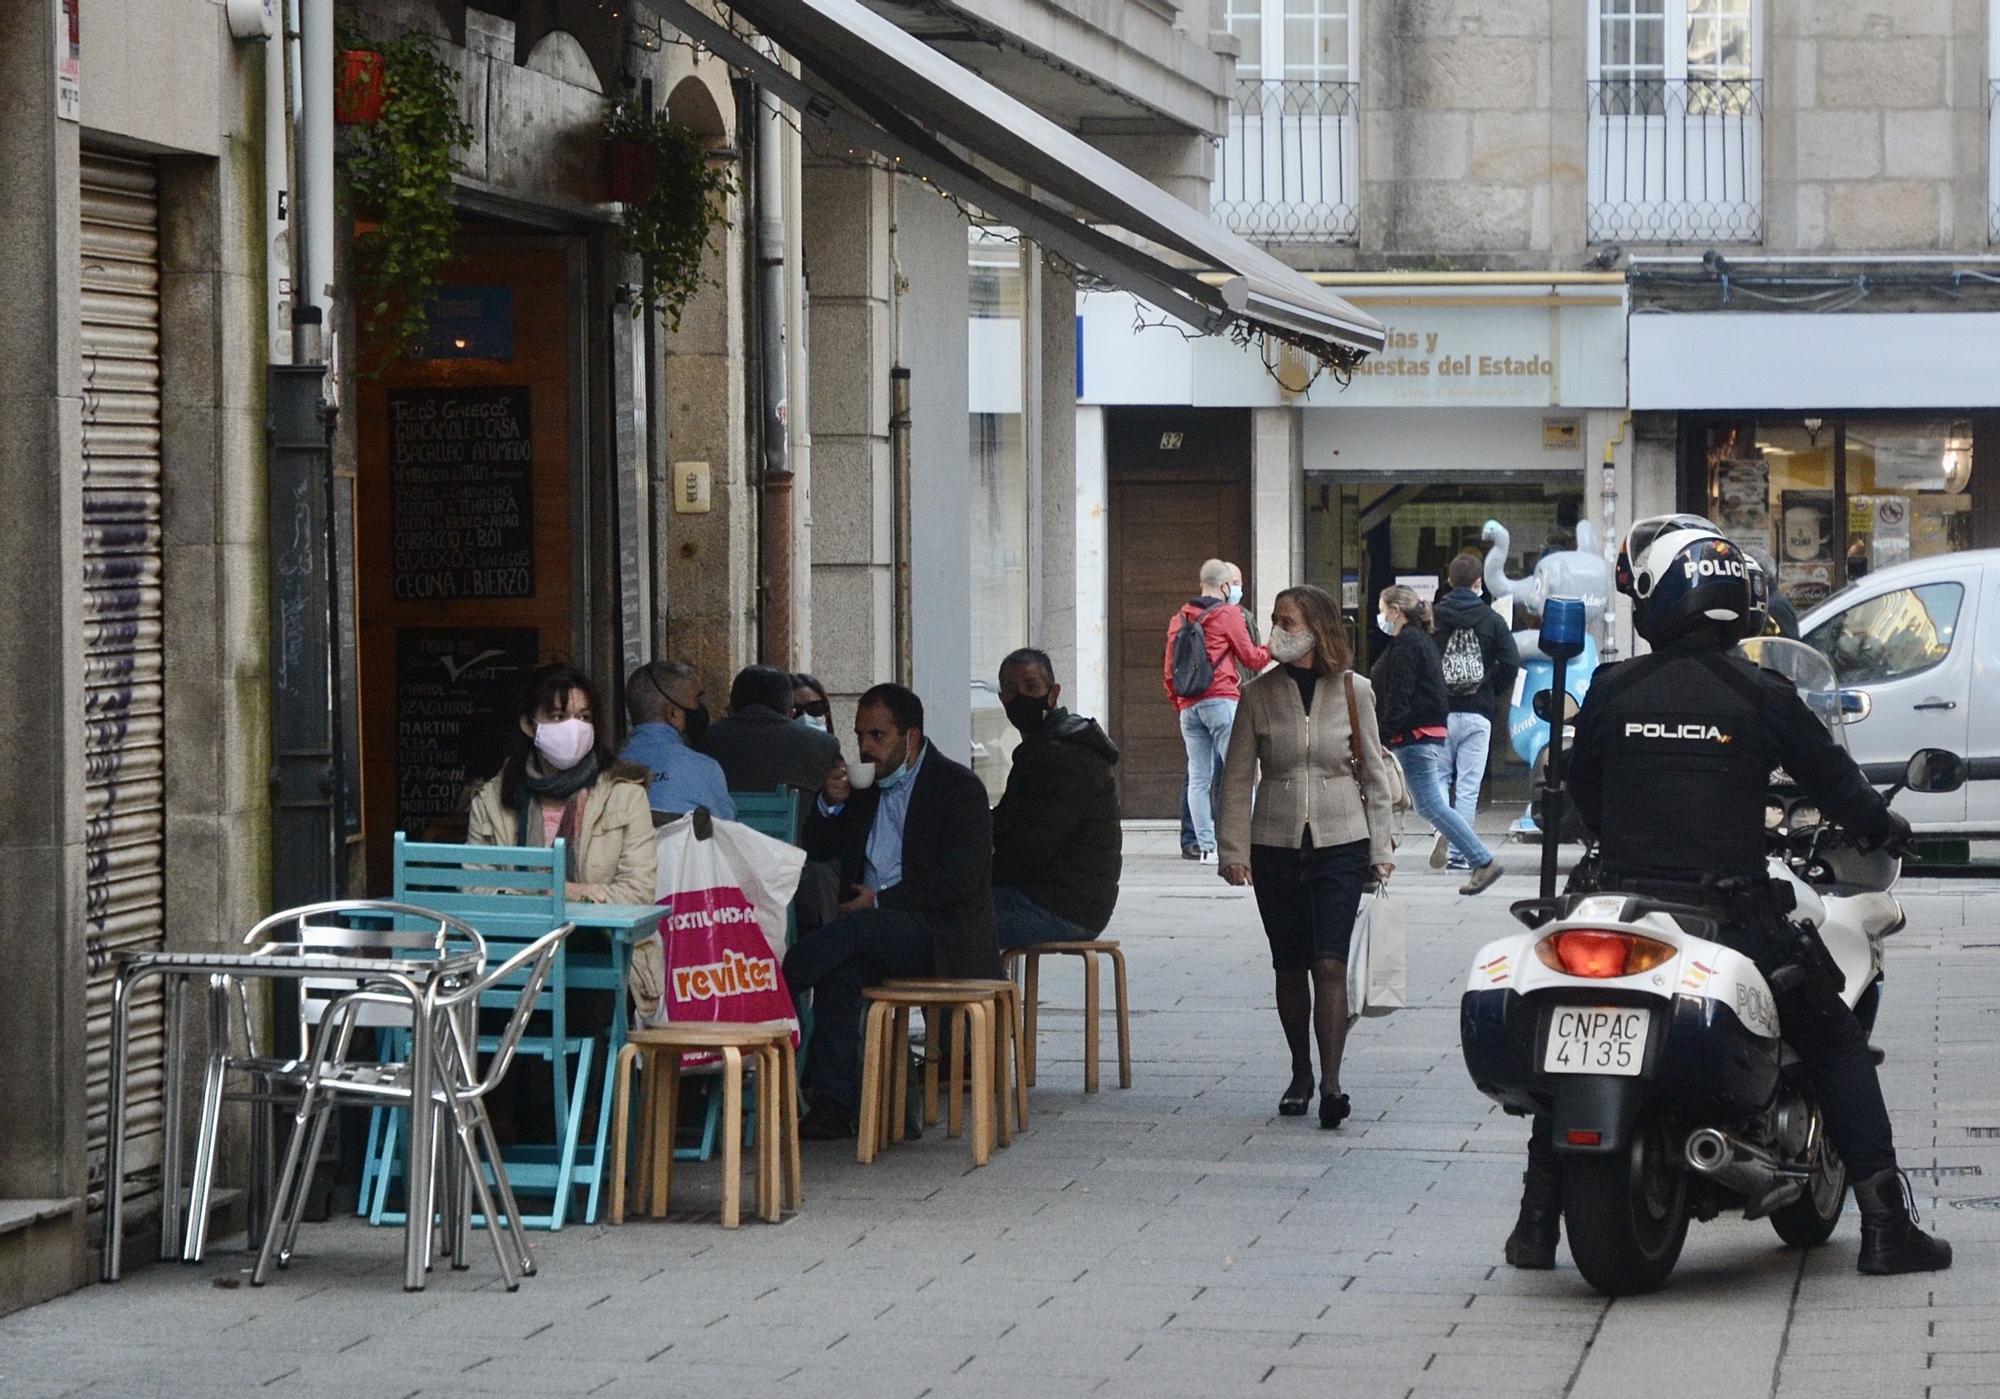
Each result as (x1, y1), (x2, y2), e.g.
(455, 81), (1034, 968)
(1534, 929), (1677, 979)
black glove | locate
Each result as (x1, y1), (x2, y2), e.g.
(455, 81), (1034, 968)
(1865, 808), (1912, 856)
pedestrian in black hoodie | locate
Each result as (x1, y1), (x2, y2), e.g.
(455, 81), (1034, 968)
(991, 648), (1122, 948)
(1431, 554), (1521, 870)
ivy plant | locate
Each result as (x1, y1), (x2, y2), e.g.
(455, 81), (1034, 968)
(344, 28), (475, 361)
(604, 101), (737, 331)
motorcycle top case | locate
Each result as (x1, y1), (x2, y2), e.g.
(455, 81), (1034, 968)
(1460, 894), (1784, 1132)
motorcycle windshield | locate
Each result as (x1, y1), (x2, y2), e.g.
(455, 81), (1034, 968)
(1739, 636), (1847, 751)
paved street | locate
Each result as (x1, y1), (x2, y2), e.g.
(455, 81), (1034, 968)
(4, 829), (1997, 1399)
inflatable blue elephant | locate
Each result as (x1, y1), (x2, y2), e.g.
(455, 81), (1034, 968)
(1481, 519), (1615, 836)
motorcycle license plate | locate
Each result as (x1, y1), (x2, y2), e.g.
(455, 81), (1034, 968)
(1543, 1007), (1650, 1077)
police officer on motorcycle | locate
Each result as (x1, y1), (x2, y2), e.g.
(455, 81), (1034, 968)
(1503, 514), (1951, 1277)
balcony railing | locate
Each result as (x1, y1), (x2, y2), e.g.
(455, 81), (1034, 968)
(1213, 79), (1359, 245)
(1587, 77), (1762, 244)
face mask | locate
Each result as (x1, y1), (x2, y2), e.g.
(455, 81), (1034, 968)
(1268, 627), (1315, 664)
(1003, 694), (1052, 735)
(874, 734), (916, 791)
(1377, 610), (1396, 635)
(679, 703), (710, 746)
(800, 713), (830, 733)
(534, 717), (594, 771)
(1225, 583), (1243, 606)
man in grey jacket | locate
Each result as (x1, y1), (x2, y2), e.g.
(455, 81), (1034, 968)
(1430, 554), (1520, 871)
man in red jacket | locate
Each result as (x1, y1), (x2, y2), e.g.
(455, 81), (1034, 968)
(1163, 558), (1271, 861)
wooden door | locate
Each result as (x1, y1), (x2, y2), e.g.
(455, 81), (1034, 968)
(1105, 409), (1253, 818)
(355, 241), (576, 893)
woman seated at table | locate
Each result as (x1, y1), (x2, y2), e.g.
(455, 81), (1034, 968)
(468, 662), (656, 905)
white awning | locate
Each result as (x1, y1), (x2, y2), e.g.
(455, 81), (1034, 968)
(638, 0), (1384, 366)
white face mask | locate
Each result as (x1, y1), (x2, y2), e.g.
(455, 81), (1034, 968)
(1377, 609), (1397, 635)
(1268, 627), (1315, 664)
(534, 717), (594, 771)
(800, 713), (830, 733)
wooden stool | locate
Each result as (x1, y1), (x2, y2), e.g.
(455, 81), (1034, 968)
(608, 1022), (800, 1228)
(857, 985), (995, 1167)
(1004, 941), (1131, 1093)
(883, 978), (1028, 1142)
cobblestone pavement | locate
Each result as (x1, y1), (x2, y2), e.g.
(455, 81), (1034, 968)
(4, 827), (1997, 1398)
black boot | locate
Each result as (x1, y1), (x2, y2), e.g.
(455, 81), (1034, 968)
(1853, 1168), (1952, 1275)
(1504, 1168), (1562, 1269)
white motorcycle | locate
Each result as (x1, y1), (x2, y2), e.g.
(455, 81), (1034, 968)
(1459, 636), (1964, 1295)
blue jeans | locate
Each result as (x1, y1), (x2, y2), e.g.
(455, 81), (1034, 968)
(1179, 697), (1237, 854)
(1444, 712), (1493, 861)
(1179, 759), (1224, 853)
(994, 885), (1092, 952)
(781, 907), (934, 1113)
(1397, 739), (1493, 869)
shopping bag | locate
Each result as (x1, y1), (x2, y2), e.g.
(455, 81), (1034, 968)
(1347, 884), (1408, 1020)
(630, 813), (806, 1059)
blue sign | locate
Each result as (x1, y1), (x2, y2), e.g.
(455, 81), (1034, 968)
(421, 285), (513, 361)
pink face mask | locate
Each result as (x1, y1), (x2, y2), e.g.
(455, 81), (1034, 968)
(533, 717), (594, 771)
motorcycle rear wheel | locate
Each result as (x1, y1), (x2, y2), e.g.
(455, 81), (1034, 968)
(1770, 1139), (1847, 1248)
(1563, 1112), (1691, 1296)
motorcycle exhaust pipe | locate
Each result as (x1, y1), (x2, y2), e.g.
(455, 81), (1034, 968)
(1684, 1127), (1807, 1216)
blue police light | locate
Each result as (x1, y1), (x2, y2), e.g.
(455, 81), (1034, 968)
(1539, 596), (1587, 662)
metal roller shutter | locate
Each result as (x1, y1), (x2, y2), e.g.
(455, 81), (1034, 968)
(79, 153), (166, 1215)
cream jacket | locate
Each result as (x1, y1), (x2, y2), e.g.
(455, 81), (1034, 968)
(466, 762), (658, 906)
(1216, 666), (1396, 868)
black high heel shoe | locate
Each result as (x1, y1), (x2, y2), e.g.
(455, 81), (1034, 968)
(1279, 1072), (1314, 1117)
(1318, 1093), (1351, 1130)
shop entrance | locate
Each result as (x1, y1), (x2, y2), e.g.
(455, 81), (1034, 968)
(354, 234), (583, 894)
(1303, 474), (1586, 799)
(1105, 408), (1252, 819)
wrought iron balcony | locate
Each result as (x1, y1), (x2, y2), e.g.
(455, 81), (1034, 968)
(1587, 77), (1762, 244)
(1213, 79), (1360, 245)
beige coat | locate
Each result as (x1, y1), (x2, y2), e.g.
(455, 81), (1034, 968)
(1217, 666), (1396, 868)
(466, 762), (657, 906)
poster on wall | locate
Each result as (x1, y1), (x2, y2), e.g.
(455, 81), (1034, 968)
(387, 386), (536, 601)
(1779, 491), (1835, 566)
(1712, 456), (1770, 544)
(394, 627), (540, 839)
(1779, 562), (1834, 611)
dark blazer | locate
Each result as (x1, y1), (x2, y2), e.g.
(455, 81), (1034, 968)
(699, 704), (843, 797)
(1371, 626), (1451, 743)
(802, 743), (1002, 979)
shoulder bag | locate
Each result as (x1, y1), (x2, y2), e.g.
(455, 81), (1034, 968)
(1343, 671), (1412, 814)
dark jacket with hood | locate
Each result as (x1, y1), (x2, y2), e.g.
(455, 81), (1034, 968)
(1370, 626), (1451, 745)
(991, 708), (1122, 934)
(1431, 587), (1521, 719)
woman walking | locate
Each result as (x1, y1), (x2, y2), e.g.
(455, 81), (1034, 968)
(1217, 584), (1394, 1129)
(1372, 585), (1504, 896)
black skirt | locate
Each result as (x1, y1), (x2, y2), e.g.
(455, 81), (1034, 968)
(1249, 834), (1370, 971)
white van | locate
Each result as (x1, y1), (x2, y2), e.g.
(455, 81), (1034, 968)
(1795, 549), (1996, 833)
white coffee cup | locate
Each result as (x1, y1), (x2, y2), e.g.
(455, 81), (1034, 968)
(845, 761), (877, 791)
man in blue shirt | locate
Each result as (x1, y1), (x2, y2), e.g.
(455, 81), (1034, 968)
(783, 683), (999, 1138)
(619, 660), (736, 820)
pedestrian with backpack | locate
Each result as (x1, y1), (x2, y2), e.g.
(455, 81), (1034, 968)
(1431, 554), (1521, 872)
(1164, 559), (1271, 862)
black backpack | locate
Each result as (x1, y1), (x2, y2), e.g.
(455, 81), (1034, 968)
(1170, 609), (1215, 700)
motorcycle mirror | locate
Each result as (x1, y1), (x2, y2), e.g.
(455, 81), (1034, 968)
(1836, 689), (1871, 724)
(1904, 748), (1967, 794)
(1532, 689), (1581, 723)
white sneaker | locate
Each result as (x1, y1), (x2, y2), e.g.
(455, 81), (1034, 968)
(1429, 833), (1450, 870)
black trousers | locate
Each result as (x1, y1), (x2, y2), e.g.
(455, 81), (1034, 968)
(1528, 922), (1896, 1184)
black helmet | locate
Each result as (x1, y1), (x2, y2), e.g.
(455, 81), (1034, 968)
(1618, 514), (1756, 646)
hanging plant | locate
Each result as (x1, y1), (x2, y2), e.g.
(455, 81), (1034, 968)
(603, 100), (737, 332)
(343, 28), (475, 360)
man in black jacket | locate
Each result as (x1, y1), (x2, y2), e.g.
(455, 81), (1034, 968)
(991, 649), (1121, 949)
(783, 683), (1001, 1137)
(700, 664), (844, 795)
(1431, 554), (1520, 871)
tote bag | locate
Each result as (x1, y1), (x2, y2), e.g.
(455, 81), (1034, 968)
(1346, 882), (1408, 1021)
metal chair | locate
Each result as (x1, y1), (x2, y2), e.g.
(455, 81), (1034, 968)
(255, 924), (573, 1289)
(178, 900), (487, 1264)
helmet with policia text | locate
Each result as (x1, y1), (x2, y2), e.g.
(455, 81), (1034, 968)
(1617, 514), (1757, 646)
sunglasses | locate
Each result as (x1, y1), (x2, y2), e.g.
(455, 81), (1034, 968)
(793, 702), (830, 719)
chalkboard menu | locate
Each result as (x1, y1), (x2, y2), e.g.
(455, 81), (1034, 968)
(394, 627), (540, 837)
(388, 386), (536, 600)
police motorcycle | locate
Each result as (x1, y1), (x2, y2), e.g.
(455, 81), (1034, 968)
(1457, 604), (1966, 1296)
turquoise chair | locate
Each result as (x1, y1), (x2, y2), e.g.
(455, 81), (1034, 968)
(362, 835), (595, 1230)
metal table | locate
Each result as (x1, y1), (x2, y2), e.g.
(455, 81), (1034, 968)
(103, 944), (481, 1290)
